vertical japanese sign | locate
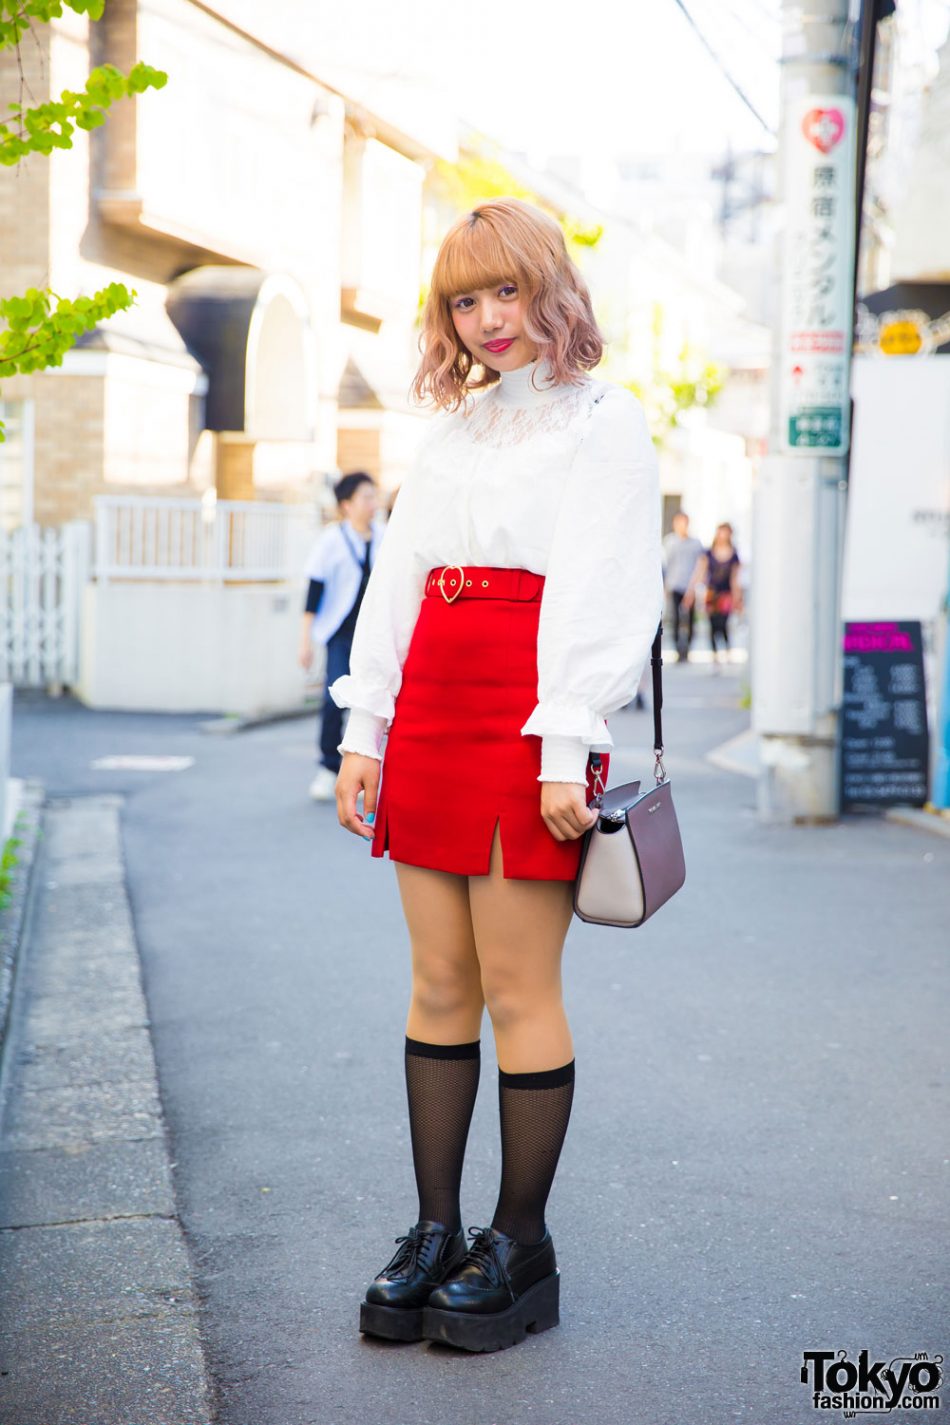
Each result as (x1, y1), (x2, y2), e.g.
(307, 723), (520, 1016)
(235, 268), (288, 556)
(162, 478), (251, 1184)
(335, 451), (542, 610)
(780, 96), (856, 454)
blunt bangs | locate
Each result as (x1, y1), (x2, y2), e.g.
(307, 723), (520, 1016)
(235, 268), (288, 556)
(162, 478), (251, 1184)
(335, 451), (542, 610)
(431, 222), (525, 305)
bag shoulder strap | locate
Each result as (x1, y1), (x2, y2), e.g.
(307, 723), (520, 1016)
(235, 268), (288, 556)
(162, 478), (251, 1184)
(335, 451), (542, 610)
(651, 623), (666, 777)
(589, 626), (666, 794)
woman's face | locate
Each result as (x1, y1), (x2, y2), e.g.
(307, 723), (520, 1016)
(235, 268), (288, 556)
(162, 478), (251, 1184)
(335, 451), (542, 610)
(449, 278), (538, 371)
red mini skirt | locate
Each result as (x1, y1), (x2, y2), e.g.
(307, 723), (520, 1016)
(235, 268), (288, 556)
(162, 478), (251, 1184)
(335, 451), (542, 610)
(370, 565), (608, 880)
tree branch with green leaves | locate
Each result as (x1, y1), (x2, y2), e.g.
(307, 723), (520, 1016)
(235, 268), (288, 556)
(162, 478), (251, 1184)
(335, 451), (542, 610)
(0, 59), (166, 164)
(0, 284), (134, 378)
(1, 1), (106, 48)
(0, 0), (167, 438)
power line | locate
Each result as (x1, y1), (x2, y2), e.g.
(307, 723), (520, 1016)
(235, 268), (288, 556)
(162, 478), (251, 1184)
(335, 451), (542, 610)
(669, 0), (777, 135)
(719, 0), (782, 56)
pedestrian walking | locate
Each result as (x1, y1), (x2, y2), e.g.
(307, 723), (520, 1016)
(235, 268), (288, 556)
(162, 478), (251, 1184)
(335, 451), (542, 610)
(683, 522), (743, 669)
(662, 510), (704, 661)
(330, 197), (663, 1353)
(299, 472), (384, 800)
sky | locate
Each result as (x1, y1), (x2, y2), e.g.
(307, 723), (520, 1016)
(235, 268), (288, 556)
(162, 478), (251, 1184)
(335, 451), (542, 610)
(222, 0), (950, 163)
(320, 0), (782, 159)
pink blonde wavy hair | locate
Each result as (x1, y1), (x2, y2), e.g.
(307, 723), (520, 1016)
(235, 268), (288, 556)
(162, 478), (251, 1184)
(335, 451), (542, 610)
(409, 197), (605, 413)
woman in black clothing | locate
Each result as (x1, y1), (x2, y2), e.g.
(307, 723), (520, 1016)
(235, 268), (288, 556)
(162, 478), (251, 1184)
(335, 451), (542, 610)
(683, 522), (743, 667)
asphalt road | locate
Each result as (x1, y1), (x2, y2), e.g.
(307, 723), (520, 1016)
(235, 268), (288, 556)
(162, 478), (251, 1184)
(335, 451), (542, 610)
(11, 665), (949, 1425)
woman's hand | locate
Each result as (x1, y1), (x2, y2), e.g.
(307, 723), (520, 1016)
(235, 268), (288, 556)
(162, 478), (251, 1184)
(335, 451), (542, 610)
(541, 782), (598, 842)
(298, 639), (314, 671)
(336, 752), (381, 839)
(681, 587), (695, 610)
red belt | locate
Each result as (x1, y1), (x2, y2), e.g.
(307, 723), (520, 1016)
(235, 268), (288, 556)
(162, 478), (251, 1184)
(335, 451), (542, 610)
(424, 565), (545, 603)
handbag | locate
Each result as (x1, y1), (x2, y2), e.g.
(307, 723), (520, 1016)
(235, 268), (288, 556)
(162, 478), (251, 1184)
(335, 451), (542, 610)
(705, 588), (732, 616)
(573, 623), (686, 927)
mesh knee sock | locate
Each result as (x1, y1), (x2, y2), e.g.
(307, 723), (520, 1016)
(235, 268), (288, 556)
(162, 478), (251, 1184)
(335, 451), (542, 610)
(490, 1060), (576, 1245)
(404, 1036), (481, 1235)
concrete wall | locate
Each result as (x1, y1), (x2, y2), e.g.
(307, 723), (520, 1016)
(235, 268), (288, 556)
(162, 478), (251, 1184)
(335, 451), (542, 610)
(78, 583), (316, 715)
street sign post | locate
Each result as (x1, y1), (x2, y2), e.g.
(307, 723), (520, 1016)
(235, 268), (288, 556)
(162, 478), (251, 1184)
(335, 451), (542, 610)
(779, 96), (857, 456)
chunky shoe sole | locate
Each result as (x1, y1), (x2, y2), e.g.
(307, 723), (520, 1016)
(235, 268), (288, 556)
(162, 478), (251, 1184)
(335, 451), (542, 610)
(359, 1299), (426, 1342)
(359, 1240), (470, 1341)
(422, 1269), (559, 1352)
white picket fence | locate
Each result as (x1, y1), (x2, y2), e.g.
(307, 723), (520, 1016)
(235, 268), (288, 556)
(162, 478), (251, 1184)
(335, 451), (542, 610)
(0, 521), (91, 687)
(0, 497), (321, 689)
(94, 495), (317, 583)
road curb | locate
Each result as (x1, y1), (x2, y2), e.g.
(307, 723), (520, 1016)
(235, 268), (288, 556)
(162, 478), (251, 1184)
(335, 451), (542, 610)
(0, 779), (45, 1065)
(884, 805), (950, 840)
(199, 697), (320, 735)
(0, 795), (214, 1424)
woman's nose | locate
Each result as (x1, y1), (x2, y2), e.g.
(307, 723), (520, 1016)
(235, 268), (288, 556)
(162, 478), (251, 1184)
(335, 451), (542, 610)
(480, 302), (502, 331)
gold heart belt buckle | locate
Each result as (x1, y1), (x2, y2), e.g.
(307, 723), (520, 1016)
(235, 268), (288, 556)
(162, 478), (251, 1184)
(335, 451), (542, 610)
(438, 564), (465, 605)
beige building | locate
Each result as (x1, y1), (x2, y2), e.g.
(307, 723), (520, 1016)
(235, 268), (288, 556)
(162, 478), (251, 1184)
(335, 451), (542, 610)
(0, 0), (455, 530)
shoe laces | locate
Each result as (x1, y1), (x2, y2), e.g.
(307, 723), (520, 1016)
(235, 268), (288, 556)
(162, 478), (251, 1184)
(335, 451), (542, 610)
(381, 1223), (438, 1280)
(462, 1225), (511, 1290)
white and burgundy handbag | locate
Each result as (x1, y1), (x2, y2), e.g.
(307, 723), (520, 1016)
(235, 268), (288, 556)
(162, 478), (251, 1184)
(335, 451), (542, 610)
(573, 624), (686, 928)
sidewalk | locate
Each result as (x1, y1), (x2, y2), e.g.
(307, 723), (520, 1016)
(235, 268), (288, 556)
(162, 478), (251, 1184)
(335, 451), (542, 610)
(0, 796), (212, 1425)
(4, 676), (949, 1425)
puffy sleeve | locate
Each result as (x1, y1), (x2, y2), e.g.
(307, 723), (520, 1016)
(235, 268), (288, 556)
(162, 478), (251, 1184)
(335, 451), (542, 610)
(328, 422), (436, 759)
(520, 385), (664, 783)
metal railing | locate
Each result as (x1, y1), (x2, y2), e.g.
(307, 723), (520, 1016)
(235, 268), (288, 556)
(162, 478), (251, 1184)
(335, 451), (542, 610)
(93, 495), (317, 583)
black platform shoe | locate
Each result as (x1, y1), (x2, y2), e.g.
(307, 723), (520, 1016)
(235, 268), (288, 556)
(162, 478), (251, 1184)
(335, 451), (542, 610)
(422, 1223), (559, 1352)
(359, 1219), (468, 1342)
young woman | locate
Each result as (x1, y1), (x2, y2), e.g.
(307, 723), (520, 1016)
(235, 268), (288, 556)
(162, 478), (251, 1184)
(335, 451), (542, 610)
(683, 522), (743, 669)
(330, 197), (663, 1353)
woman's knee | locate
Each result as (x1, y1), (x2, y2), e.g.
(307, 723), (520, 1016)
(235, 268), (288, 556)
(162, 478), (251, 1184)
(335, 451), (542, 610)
(480, 975), (562, 1030)
(410, 955), (484, 1019)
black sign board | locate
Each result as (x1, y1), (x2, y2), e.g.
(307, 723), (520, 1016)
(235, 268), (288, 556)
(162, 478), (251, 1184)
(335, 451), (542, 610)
(840, 621), (929, 810)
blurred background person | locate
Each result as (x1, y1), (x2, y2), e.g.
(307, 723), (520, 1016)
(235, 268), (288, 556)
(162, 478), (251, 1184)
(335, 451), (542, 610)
(299, 472), (385, 799)
(683, 521), (743, 671)
(662, 510), (704, 662)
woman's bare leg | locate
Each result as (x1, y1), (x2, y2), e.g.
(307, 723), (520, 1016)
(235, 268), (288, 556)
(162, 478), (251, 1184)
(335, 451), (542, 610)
(467, 822), (577, 1243)
(393, 862), (486, 1232)
(394, 861), (484, 1043)
(466, 822), (574, 1073)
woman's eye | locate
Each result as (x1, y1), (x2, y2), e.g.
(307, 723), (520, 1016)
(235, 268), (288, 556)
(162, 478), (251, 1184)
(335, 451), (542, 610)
(453, 287), (515, 309)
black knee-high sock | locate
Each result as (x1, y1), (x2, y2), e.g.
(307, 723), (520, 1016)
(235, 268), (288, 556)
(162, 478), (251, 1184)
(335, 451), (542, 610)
(404, 1036), (481, 1234)
(490, 1060), (575, 1244)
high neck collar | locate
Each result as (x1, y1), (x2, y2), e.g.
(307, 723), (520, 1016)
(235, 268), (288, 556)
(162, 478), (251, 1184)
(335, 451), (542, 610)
(493, 356), (567, 406)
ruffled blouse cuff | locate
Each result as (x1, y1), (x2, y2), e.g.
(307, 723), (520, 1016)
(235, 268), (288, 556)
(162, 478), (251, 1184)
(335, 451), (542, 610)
(327, 673), (395, 722)
(520, 700), (614, 749)
(539, 734), (590, 785)
(337, 707), (387, 760)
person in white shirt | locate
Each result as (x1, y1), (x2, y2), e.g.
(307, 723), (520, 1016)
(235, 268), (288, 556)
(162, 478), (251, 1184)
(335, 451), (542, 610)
(331, 198), (663, 1353)
(299, 472), (385, 800)
(662, 510), (704, 661)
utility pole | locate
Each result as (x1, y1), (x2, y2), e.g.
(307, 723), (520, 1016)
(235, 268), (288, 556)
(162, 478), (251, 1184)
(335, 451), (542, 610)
(752, 0), (860, 822)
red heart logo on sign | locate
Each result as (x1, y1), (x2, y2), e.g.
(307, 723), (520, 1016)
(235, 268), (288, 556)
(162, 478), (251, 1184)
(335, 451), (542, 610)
(802, 107), (846, 154)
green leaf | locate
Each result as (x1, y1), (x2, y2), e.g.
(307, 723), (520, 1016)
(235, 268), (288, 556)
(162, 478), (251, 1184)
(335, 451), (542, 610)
(0, 58), (168, 163)
(0, 281), (135, 380)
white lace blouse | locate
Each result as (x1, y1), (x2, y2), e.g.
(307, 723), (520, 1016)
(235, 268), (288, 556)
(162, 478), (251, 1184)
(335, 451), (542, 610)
(329, 356), (664, 784)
